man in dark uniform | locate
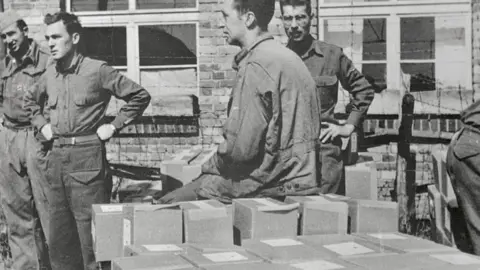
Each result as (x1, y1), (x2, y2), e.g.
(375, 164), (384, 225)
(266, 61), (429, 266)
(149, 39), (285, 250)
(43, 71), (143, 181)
(23, 12), (151, 270)
(280, 0), (375, 195)
(0, 10), (51, 270)
(158, 0), (322, 204)
(446, 103), (480, 255)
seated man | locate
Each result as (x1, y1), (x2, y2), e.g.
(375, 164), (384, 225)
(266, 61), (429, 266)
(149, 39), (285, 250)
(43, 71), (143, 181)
(158, 0), (322, 204)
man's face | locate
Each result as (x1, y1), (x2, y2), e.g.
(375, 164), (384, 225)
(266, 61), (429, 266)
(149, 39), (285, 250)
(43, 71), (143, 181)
(1, 23), (27, 53)
(220, 0), (246, 47)
(45, 21), (78, 60)
(281, 5), (311, 42)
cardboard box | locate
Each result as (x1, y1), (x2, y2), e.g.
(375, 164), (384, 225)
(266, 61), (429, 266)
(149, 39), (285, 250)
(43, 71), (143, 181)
(344, 162), (377, 200)
(186, 243), (245, 253)
(297, 234), (400, 259)
(179, 200), (233, 245)
(123, 204), (183, 247)
(161, 148), (217, 192)
(180, 249), (263, 268)
(241, 238), (330, 264)
(288, 258), (366, 270)
(124, 243), (193, 257)
(426, 251), (480, 268)
(204, 262), (296, 270)
(233, 198), (299, 244)
(284, 196), (348, 235)
(111, 254), (195, 270)
(322, 194), (399, 233)
(92, 203), (139, 262)
(353, 232), (456, 253)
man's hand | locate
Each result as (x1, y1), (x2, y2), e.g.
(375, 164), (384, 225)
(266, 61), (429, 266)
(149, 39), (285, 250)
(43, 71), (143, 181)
(320, 122), (355, 143)
(97, 124), (116, 141)
(41, 124), (53, 141)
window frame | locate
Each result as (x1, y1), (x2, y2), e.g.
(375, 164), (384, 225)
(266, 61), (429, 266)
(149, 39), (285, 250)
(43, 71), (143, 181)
(318, 0), (472, 92)
(66, 0), (199, 15)
(74, 13), (200, 98)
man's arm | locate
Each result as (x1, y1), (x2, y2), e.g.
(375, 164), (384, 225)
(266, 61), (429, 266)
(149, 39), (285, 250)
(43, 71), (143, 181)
(23, 73), (48, 130)
(99, 64), (151, 131)
(337, 51), (375, 128)
(202, 62), (273, 177)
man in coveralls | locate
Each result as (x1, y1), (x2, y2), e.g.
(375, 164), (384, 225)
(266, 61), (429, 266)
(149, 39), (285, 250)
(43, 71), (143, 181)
(280, 0), (375, 195)
(23, 12), (151, 270)
(159, 0), (322, 204)
(0, 10), (51, 270)
(446, 102), (480, 255)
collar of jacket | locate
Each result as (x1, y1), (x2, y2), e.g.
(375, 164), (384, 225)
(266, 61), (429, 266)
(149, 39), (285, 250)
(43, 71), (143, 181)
(286, 34), (324, 59)
(2, 39), (41, 78)
(232, 34), (274, 71)
(55, 52), (84, 76)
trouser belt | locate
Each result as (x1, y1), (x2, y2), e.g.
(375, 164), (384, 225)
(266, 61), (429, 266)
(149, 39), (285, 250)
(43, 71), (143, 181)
(53, 134), (99, 146)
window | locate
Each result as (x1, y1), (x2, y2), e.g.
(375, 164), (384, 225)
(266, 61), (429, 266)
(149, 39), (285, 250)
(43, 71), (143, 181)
(319, 0), (471, 93)
(66, 0), (199, 116)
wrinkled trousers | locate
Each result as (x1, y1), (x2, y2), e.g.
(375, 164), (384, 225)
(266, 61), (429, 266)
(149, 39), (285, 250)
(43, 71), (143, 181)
(318, 137), (345, 195)
(45, 137), (111, 270)
(446, 127), (480, 255)
(0, 127), (51, 270)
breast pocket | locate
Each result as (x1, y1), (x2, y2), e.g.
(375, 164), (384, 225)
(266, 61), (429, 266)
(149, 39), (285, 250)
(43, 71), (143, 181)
(72, 77), (103, 106)
(315, 75), (338, 109)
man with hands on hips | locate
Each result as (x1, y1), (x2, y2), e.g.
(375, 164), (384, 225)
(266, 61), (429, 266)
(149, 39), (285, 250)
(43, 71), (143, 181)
(23, 11), (151, 270)
(280, 0), (375, 195)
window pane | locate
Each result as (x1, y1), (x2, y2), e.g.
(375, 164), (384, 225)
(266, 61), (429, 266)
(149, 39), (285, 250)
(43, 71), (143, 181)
(401, 63), (435, 92)
(324, 18), (386, 62)
(82, 27), (127, 66)
(136, 0), (196, 9)
(140, 68), (197, 115)
(139, 25), (197, 66)
(362, 63), (386, 91)
(70, 0), (128, 11)
(401, 17), (435, 60)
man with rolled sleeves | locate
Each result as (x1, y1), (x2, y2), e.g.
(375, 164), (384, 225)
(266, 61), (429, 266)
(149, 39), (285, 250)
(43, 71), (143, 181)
(446, 104), (480, 255)
(0, 10), (51, 270)
(280, 0), (375, 195)
(23, 12), (151, 270)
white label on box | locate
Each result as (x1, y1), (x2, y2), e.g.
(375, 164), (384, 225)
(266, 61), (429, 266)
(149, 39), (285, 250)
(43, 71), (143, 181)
(292, 260), (345, 270)
(430, 253), (480, 265)
(190, 201), (217, 209)
(368, 233), (407, 240)
(261, 239), (304, 247)
(323, 242), (374, 256)
(143, 244), (183, 252)
(123, 219), (131, 246)
(251, 198), (279, 207)
(203, 252), (248, 262)
(101, 205), (123, 212)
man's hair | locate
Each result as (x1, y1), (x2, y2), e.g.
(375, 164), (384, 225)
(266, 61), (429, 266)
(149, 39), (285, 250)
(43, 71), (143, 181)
(44, 11), (82, 36)
(279, 0), (312, 16)
(233, 0), (275, 30)
(16, 20), (27, 31)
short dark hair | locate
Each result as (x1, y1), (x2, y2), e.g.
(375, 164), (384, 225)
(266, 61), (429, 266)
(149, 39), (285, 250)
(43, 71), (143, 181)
(44, 11), (82, 36)
(16, 20), (27, 31)
(279, 0), (312, 16)
(233, 0), (275, 30)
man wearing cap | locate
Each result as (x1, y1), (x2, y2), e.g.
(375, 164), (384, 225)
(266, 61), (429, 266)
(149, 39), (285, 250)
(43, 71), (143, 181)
(24, 12), (151, 270)
(0, 10), (52, 270)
